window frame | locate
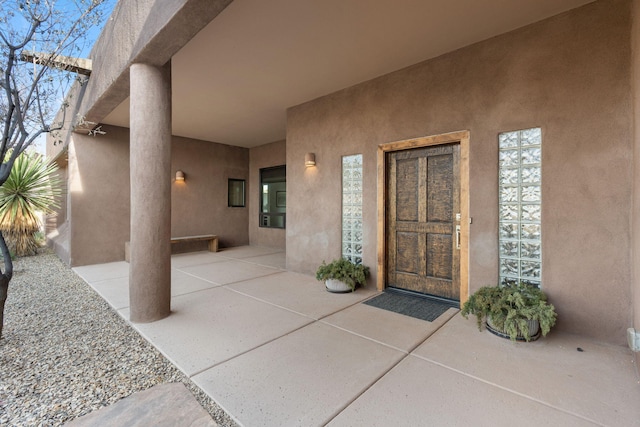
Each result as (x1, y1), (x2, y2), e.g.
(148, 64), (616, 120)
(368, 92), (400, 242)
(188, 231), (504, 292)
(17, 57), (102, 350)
(228, 178), (246, 208)
(259, 165), (286, 229)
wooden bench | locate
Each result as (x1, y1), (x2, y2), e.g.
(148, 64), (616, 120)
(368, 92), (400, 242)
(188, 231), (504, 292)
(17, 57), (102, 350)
(171, 234), (218, 252)
(125, 234), (218, 262)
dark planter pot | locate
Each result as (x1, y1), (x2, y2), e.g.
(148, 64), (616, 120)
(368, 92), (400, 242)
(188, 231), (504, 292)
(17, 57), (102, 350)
(486, 316), (541, 341)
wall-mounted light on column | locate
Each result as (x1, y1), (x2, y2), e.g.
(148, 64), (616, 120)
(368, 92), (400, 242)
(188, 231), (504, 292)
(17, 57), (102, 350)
(175, 170), (185, 182)
(305, 153), (316, 167)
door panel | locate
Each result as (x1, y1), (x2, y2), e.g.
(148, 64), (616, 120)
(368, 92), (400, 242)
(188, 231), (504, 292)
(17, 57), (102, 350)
(396, 158), (419, 222)
(427, 234), (453, 280)
(386, 143), (460, 300)
(427, 155), (454, 222)
(396, 232), (420, 274)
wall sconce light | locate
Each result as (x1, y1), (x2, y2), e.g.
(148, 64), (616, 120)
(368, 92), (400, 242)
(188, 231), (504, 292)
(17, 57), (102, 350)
(175, 170), (185, 181)
(305, 153), (316, 167)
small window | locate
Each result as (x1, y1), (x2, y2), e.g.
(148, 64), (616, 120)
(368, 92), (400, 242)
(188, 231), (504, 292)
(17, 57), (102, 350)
(259, 165), (286, 228)
(228, 179), (246, 207)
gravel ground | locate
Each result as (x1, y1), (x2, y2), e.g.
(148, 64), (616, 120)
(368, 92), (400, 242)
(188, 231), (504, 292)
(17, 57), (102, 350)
(0, 249), (238, 427)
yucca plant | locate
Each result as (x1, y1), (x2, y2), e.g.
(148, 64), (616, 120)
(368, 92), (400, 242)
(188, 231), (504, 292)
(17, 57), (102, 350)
(0, 151), (62, 257)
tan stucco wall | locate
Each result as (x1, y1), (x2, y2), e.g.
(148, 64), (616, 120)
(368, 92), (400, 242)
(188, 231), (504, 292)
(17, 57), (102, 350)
(79, 0), (232, 126)
(287, 0), (633, 344)
(632, 0), (640, 364)
(67, 126), (131, 266)
(171, 136), (249, 248)
(62, 125), (249, 266)
(249, 140), (286, 249)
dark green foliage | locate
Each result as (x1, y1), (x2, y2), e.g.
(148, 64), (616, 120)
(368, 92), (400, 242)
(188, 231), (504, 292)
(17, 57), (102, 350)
(315, 258), (369, 292)
(461, 282), (557, 341)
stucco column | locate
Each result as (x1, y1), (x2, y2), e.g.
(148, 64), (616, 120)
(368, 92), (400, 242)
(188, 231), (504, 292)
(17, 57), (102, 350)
(129, 62), (172, 323)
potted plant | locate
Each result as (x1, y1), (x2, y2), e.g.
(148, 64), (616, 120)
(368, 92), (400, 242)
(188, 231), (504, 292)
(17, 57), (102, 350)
(461, 282), (557, 341)
(315, 258), (369, 293)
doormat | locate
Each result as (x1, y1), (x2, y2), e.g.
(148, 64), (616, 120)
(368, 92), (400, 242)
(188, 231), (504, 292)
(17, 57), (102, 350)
(363, 289), (459, 322)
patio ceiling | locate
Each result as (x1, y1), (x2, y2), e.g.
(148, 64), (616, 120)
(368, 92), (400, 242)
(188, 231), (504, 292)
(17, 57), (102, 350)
(102, 0), (594, 148)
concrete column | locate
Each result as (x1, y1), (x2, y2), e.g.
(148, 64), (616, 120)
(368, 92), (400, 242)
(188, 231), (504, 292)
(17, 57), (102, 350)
(129, 62), (172, 323)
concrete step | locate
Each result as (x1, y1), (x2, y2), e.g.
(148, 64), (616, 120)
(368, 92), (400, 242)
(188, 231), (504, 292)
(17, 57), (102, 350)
(66, 383), (216, 427)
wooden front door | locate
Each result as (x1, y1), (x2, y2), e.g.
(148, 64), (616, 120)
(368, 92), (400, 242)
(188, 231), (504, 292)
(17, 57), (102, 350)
(386, 143), (460, 301)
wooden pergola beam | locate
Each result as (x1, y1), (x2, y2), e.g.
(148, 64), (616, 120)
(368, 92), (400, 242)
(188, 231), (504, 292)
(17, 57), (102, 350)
(19, 51), (92, 76)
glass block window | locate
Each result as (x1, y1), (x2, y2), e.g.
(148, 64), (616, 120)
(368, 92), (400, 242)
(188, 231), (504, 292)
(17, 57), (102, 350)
(499, 128), (542, 286)
(342, 154), (363, 264)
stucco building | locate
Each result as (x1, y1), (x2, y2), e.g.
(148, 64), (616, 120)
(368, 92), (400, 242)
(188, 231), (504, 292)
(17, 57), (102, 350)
(47, 0), (640, 359)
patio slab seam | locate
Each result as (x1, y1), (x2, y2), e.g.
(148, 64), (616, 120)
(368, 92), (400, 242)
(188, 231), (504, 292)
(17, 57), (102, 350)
(186, 318), (317, 378)
(113, 316), (195, 381)
(176, 267), (284, 288)
(315, 312), (465, 424)
(77, 274), (128, 284)
(225, 285), (379, 322)
(188, 321), (409, 427)
(180, 293), (396, 377)
(222, 286), (323, 320)
(172, 267), (225, 287)
(214, 270), (284, 287)
(309, 293), (385, 322)
(407, 353), (602, 426)
(215, 251), (284, 261)
(112, 288), (453, 366)
(318, 309), (456, 355)
(241, 262), (286, 270)
(321, 351), (413, 426)
(314, 296), (382, 321)
(229, 254), (287, 265)
(170, 258), (229, 269)
(72, 268), (129, 283)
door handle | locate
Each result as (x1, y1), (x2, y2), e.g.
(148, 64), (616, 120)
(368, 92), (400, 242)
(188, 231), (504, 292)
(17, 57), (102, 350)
(456, 225), (461, 250)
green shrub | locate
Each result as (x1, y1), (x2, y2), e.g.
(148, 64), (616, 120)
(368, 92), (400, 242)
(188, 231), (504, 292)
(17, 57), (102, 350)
(315, 258), (369, 291)
(461, 282), (557, 341)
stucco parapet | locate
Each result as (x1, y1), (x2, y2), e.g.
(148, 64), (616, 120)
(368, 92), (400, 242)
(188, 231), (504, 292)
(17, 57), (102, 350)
(46, 77), (89, 161)
(79, 0), (233, 126)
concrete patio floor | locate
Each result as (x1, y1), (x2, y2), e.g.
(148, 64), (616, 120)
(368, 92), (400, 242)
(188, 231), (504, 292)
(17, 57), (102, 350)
(73, 246), (640, 426)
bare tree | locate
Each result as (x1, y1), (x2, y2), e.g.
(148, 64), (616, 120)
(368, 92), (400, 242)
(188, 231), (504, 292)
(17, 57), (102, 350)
(0, 0), (113, 338)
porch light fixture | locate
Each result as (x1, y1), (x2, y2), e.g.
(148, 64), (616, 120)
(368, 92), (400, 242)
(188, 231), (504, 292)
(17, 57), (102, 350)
(175, 170), (185, 181)
(305, 153), (316, 167)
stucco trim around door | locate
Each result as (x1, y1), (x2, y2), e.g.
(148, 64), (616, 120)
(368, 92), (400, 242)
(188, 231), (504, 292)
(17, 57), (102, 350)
(377, 131), (470, 304)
